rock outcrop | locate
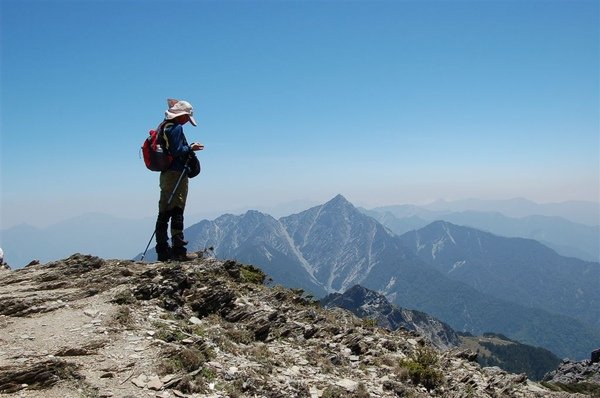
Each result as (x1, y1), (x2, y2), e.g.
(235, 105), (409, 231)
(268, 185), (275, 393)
(321, 285), (461, 350)
(543, 356), (600, 396)
(0, 254), (585, 397)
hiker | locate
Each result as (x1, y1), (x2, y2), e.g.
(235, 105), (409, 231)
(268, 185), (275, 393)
(0, 247), (10, 270)
(155, 98), (204, 261)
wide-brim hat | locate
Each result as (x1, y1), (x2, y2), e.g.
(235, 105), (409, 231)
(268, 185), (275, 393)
(165, 98), (197, 126)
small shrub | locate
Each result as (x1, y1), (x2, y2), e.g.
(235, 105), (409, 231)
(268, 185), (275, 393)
(111, 290), (135, 305)
(225, 383), (243, 398)
(322, 386), (344, 398)
(179, 347), (205, 371)
(355, 382), (370, 397)
(399, 346), (444, 391)
(224, 324), (254, 345)
(240, 265), (266, 284)
(158, 346), (212, 376)
(155, 325), (186, 342)
(177, 373), (206, 394)
(182, 324), (205, 337)
(112, 306), (133, 327)
(201, 366), (216, 380)
(362, 318), (378, 329)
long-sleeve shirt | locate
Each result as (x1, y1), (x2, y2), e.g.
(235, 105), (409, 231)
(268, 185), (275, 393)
(161, 121), (192, 172)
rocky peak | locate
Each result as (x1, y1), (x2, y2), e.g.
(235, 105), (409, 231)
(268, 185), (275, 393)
(323, 194), (353, 209)
(0, 253), (585, 397)
(322, 284), (393, 312)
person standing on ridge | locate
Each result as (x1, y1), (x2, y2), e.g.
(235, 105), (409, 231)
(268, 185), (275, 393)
(155, 98), (204, 261)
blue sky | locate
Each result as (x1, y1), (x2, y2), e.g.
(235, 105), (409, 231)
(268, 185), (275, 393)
(1, 0), (598, 228)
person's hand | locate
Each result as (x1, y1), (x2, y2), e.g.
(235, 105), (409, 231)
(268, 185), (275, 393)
(191, 143), (204, 151)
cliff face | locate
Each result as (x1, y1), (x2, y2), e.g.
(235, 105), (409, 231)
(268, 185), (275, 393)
(0, 254), (585, 397)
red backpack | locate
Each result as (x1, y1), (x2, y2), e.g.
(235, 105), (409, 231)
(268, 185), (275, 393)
(142, 124), (172, 171)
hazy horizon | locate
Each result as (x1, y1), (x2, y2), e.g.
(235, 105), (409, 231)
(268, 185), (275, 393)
(1, 1), (598, 231)
(2, 194), (598, 230)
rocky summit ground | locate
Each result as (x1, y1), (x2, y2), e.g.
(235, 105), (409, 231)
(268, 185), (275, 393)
(0, 254), (587, 398)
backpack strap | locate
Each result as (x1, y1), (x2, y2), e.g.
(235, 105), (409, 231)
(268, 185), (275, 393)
(157, 121), (175, 152)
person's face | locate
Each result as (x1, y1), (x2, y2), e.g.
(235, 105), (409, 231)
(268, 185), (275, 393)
(176, 114), (190, 125)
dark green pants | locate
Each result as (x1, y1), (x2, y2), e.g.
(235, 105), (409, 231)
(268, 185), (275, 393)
(156, 170), (189, 252)
(159, 170), (188, 213)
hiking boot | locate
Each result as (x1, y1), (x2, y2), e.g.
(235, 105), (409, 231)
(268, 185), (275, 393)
(157, 248), (172, 262)
(172, 245), (197, 262)
(156, 244), (172, 262)
(155, 212), (171, 262)
(172, 251), (198, 262)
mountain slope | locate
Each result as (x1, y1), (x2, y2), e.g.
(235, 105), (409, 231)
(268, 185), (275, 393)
(399, 221), (600, 329)
(1, 254), (582, 397)
(321, 285), (461, 350)
(460, 333), (562, 381)
(175, 195), (600, 360)
(184, 211), (328, 298)
(320, 285), (563, 381)
(280, 194), (420, 293)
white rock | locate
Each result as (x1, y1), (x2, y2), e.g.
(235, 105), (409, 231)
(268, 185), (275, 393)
(131, 374), (148, 388)
(161, 374), (175, 383)
(189, 316), (202, 325)
(84, 309), (99, 318)
(336, 378), (358, 392)
(147, 375), (163, 391)
(309, 386), (320, 398)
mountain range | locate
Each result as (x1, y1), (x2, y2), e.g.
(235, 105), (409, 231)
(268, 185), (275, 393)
(2, 197), (597, 267)
(402, 197), (599, 226)
(0, 214), (155, 267)
(3, 195), (598, 360)
(363, 207), (599, 262)
(146, 194), (600, 360)
(398, 220), (600, 330)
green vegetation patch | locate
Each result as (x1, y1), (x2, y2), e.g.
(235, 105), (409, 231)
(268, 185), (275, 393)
(398, 346), (444, 391)
(240, 264), (266, 285)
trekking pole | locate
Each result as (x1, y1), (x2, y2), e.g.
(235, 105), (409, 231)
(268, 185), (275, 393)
(139, 159), (192, 262)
